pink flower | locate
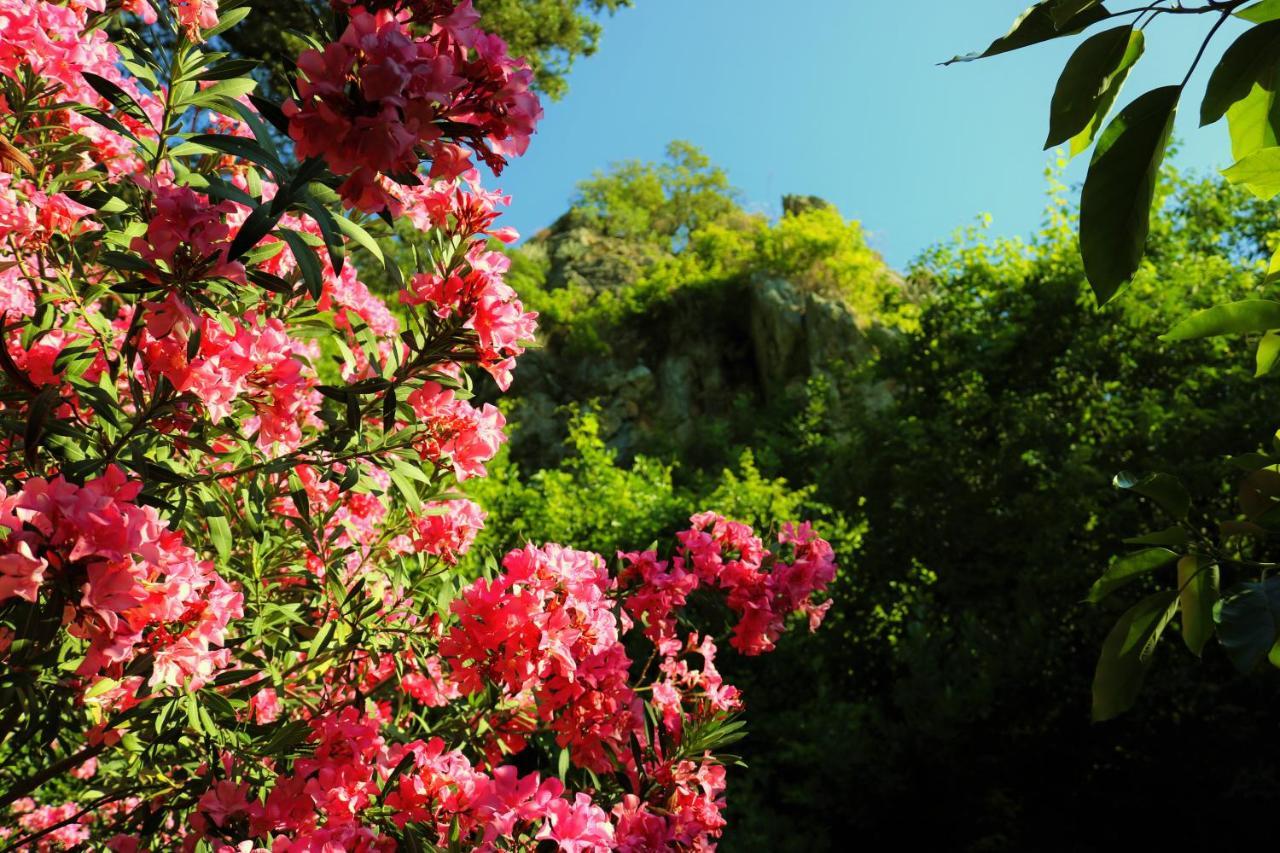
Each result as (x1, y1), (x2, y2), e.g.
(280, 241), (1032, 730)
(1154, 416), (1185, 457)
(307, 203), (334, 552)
(534, 793), (614, 852)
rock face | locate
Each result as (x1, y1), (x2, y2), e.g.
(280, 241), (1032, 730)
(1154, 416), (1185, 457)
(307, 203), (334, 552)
(503, 209), (886, 464)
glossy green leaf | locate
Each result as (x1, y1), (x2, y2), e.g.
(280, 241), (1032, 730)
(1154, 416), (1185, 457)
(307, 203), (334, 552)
(1092, 589), (1178, 722)
(203, 6), (250, 39)
(1046, 27), (1144, 152)
(1177, 555), (1219, 657)
(81, 72), (151, 126)
(280, 230), (324, 300)
(1223, 145), (1280, 199)
(187, 133), (286, 178)
(1240, 0), (1280, 22)
(228, 203), (285, 263)
(1215, 578), (1280, 672)
(946, 0), (1110, 64)
(1257, 330), (1280, 376)
(336, 216), (385, 265)
(1122, 527), (1189, 547)
(1201, 22), (1280, 126)
(1162, 299), (1280, 341)
(1079, 86), (1179, 304)
(1113, 471), (1191, 519)
(1088, 548), (1179, 604)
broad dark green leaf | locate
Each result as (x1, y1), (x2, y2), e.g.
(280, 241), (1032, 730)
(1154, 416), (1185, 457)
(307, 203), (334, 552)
(1223, 146), (1280, 199)
(1215, 578), (1280, 672)
(1201, 22), (1280, 126)
(1257, 330), (1280, 376)
(1177, 555), (1219, 657)
(1161, 299), (1280, 341)
(1079, 86), (1179, 304)
(1088, 548), (1179, 604)
(1122, 527), (1189, 547)
(1113, 471), (1191, 519)
(1092, 590), (1178, 721)
(1240, 0), (1280, 23)
(946, 0), (1111, 64)
(1046, 27), (1144, 151)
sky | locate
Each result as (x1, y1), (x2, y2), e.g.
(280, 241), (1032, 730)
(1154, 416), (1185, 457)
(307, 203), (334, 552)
(494, 0), (1253, 270)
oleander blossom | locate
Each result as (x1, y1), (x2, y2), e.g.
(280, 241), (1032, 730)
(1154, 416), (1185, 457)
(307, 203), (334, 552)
(0, 0), (839, 847)
(284, 1), (542, 211)
(0, 466), (241, 691)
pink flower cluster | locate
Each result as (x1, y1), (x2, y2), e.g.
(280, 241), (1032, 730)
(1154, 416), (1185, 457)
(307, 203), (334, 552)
(400, 498), (486, 563)
(130, 183), (246, 285)
(6, 798), (90, 849)
(673, 512), (837, 655)
(139, 303), (320, 451)
(284, 2), (542, 211)
(408, 380), (506, 480)
(0, 466), (241, 691)
(402, 242), (537, 390)
(172, 0), (219, 42)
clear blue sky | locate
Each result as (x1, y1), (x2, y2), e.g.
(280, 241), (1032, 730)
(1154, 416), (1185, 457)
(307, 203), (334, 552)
(494, 0), (1250, 270)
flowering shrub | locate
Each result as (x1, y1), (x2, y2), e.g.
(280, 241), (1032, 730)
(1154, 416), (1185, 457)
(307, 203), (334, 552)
(0, 1), (836, 849)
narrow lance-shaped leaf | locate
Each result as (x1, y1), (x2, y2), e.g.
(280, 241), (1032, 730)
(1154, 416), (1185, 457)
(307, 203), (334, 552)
(1079, 86), (1179, 304)
(946, 0), (1111, 64)
(1161, 299), (1280, 341)
(1177, 555), (1219, 657)
(1092, 589), (1178, 722)
(1046, 26), (1144, 152)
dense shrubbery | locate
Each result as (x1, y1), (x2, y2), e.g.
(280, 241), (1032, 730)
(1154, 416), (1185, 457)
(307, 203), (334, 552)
(0, 2), (836, 849)
(477, 151), (1280, 847)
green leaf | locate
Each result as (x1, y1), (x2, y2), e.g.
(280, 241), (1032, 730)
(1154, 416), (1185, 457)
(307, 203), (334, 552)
(1215, 578), (1280, 672)
(187, 133), (285, 178)
(300, 189), (345, 273)
(1177, 555), (1219, 657)
(336, 216), (385, 265)
(1227, 78), (1280, 166)
(194, 58), (261, 82)
(1088, 548), (1179, 604)
(1223, 145), (1280, 199)
(1092, 589), (1178, 722)
(228, 203), (284, 263)
(1079, 86), (1179, 304)
(280, 230), (324, 300)
(203, 6), (251, 39)
(208, 512), (231, 562)
(1161, 299), (1280, 341)
(1113, 471), (1191, 519)
(1239, 0), (1280, 23)
(1046, 27), (1144, 152)
(1257, 330), (1280, 376)
(1122, 527), (1189, 547)
(1050, 0), (1104, 27)
(1201, 22), (1280, 126)
(81, 72), (151, 126)
(946, 0), (1111, 64)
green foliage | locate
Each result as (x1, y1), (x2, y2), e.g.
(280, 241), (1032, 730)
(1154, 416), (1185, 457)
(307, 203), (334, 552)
(572, 141), (741, 248)
(488, 155), (1280, 845)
